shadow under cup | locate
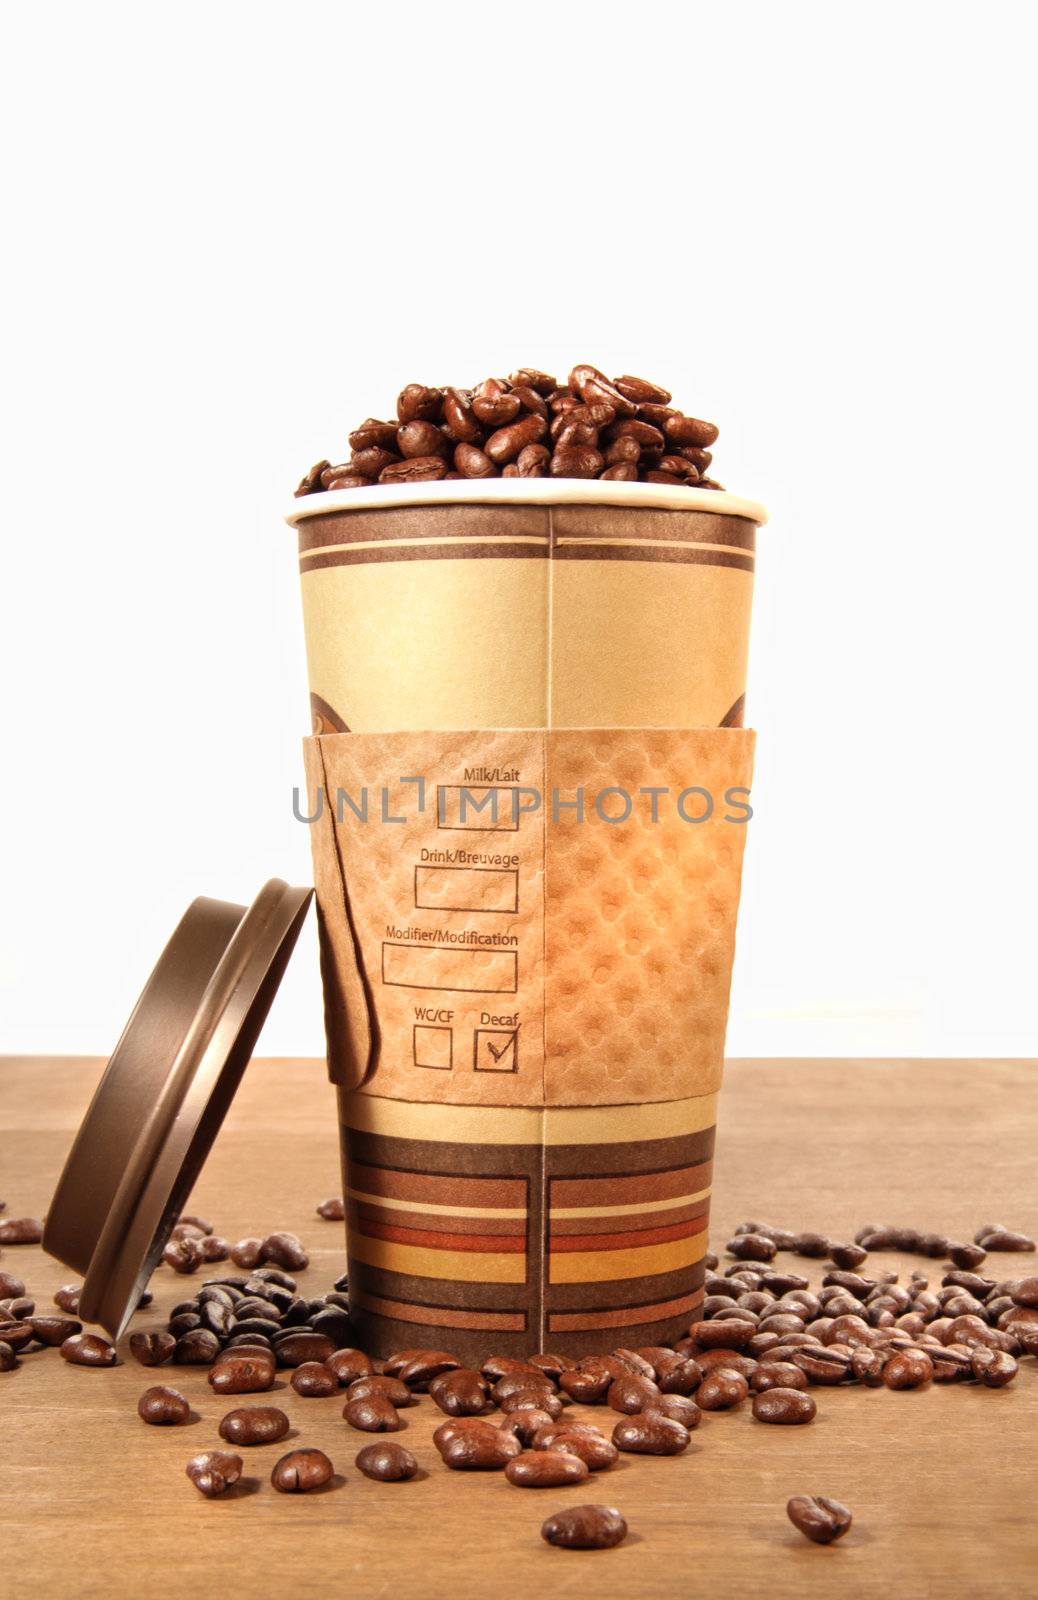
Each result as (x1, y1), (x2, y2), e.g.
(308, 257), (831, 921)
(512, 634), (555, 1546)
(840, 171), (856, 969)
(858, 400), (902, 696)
(288, 482), (765, 1358)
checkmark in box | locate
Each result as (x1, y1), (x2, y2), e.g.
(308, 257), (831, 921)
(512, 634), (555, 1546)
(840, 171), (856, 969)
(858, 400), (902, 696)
(473, 1027), (519, 1073)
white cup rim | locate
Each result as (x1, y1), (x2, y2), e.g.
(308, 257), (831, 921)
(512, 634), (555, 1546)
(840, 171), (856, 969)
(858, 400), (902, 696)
(285, 476), (767, 527)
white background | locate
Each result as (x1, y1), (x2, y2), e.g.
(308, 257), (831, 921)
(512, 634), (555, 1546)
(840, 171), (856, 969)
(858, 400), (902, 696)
(2, 2), (1035, 1060)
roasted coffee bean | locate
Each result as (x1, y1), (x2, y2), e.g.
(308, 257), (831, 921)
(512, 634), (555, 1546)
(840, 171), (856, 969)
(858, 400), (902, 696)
(347, 1374), (414, 1407)
(472, 387), (521, 427)
(0, 1217), (42, 1245)
(0, 1341), (17, 1371)
(658, 1357), (703, 1395)
(501, 1388), (564, 1420)
(541, 1503), (628, 1550)
(945, 1314), (1003, 1349)
(0, 1320), (35, 1353)
(351, 446), (398, 478)
(607, 1374), (661, 1413)
(506, 1449), (590, 1488)
(439, 1425), (521, 1470)
(171, 1329), (219, 1365)
(199, 1299), (234, 1338)
(168, 1312), (202, 1338)
(752, 1387), (817, 1425)
(970, 1348), (1018, 1386)
(647, 1395), (702, 1430)
(396, 418), (449, 460)
(0, 1296), (34, 1320)
(790, 1347), (851, 1385)
(527, 1352), (570, 1381)
(516, 442), (551, 477)
(696, 1369), (750, 1410)
(614, 374), (672, 405)
(696, 1350), (757, 1380)
(230, 1237), (265, 1269)
(441, 388), (482, 444)
(829, 1243), (869, 1270)
(500, 1408), (557, 1446)
(396, 384), (442, 423)
(793, 1232), (831, 1259)
(326, 1347), (375, 1387)
(176, 1213), (212, 1235)
(186, 1450), (242, 1497)
(534, 1424), (619, 1470)
(664, 413), (719, 447)
(394, 1349), (461, 1389)
(344, 1393), (402, 1432)
(163, 1237), (202, 1275)
(29, 1315), (81, 1347)
(1012, 1276), (1038, 1307)
(0, 1272), (26, 1300)
(449, 441), (493, 478)
(550, 444), (604, 479)
(612, 1412), (690, 1455)
(295, 459), (331, 496)
(271, 1447), (334, 1493)
(309, 1307), (353, 1347)
(349, 418), (398, 453)
(761, 1270), (811, 1294)
(692, 1318), (756, 1350)
(429, 1368), (489, 1416)
(882, 1349), (933, 1389)
(726, 1232), (776, 1263)
(355, 1441), (418, 1482)
(930, 1345), (973, 1381)
(259, 1232), (308, 1271)
(977, 1227), (1035, 1252)
(61, 1333), (117, 1367)
(509, 368), (556, 395)
(380, 454), (447, 483)
(208, 1352), (275, 1393)
(138, 1384), (191, 1425)
(485, 413), (548, 465)
(232, 1317), (280, 1340)
(947, 1241), (987, 1269)
(273, 1332), (336, 1368)
(558, 1368), (609, 1403)
(850, 1348), (886, 1386)
(750, 1361), (809, 1393)
(198, 1236), (230, 1263)
(170, 1221), (207, 1243)
(787, 1495), (853, 1544)
(291, 1361), (338, 1398)
(53, 1284), (81, 1314)
(491, 1369), (556, 1404)
(219, 1405), (290, 1446)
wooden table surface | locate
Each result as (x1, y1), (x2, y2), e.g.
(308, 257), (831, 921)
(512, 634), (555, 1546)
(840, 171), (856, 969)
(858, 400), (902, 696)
(2, 1056), (1036, 1600)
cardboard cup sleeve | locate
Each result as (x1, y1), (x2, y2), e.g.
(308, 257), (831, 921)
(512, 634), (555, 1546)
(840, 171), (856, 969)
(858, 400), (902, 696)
(303, 726), (754, 1358)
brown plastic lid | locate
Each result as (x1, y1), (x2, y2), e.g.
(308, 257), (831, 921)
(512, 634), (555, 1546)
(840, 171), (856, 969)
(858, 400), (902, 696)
(43, 879), (313, 1339)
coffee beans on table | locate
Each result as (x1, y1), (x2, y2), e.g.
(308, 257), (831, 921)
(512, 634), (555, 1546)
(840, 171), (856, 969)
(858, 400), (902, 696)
(291, 1360), (338, 1397)
(218, 1406), (291, 1446)
(344, 1392), (402, 1432)
(0, 1216), (43, 1244)
(0, 1271), (26, 1300)
(505, 1450), (590, 1488)
(271, 1448), (334, 1493)
(786, 1495), (853, 1544)
(186, 1450), (242, 1497)
(138, 1385), (191, 1424)
(0, 1341), (17, 1371)
(751, 1388), (817, 1425)
(612, 1414), (691, 1455)
(355, 1441), (419, 1482)
(60, 1332), (116, 1367)
(541, 1505), (629, 1550)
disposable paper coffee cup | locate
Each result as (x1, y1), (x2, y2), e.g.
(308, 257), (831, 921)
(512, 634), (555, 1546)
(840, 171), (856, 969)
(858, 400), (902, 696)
(286, 478), (766, 734)
(287, 479), (766, 1359)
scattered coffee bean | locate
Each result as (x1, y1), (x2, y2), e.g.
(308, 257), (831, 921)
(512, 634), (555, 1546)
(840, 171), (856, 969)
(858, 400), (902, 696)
(787, 1495), (853, 1544)
(500, 1409), (557, 1447)
(970, 1348), (1018, 1386)
(882, 1349), (934, 1389)
(326, 1347), (375, 1386)
(0, 1217), (42, 1245)
(439, 1422), (521, 1470)
(429, 1367), (489, 1416)
(541, 1504), (628, 1551)
(534, 1424), (619, 1470)
(649, 1396), (703, 1430)
(271, 1447), (334, 1493)
(393, 1349), (461, 1389)
(186, 1450), (242, 1497)
(174, 1329), (221, 1365)
(612, 1413), (691, 1455)
(829, 1243), (869, 1270)
(163, 1237), (202, 1275)
(261, 1232), (310, 1271)
(61, 1333), (116, 1367)
(344, 1393), (402, 1432)
(355, 1441), (418, 1482)
(697, 1368), (750, 1410)
(230, 1237), (265, 1269)
(219, 1406), (290, 1446)
(291, 1361), (338, 1398)
(752, 1388), (817, 1425)
(727, 1233), (777, 1263)
(607, 1373), (661, 1413)
(505, 1450), (590, 1488)
(750, 1362), (809, 1393)
(274, 1331), (336, 1368)
(0, 1341), (18, 1371)
(0, 1319), (33, 1352)
(977, 1227), (1035, 1253)
(138, 1384), (191, 1425)
(0, 1272), (26, 1300)
(316, 1198), (345, 1220)
(208, 1352), (275, 1394)
(346, 1374), (414, 1407)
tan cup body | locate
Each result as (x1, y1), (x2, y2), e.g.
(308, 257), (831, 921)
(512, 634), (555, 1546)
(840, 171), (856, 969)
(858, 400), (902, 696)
(288, 482), (764, 1357)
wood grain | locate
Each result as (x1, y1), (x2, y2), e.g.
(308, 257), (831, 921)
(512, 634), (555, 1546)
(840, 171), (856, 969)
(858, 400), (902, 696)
(2, 1056), (1036, 1599)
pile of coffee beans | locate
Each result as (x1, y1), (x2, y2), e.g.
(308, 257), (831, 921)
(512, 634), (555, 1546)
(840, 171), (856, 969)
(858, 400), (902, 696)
(161, 1213), (310, 1276)
(294, 366), (724, 494)
(6, 1200), (1038, 1551)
